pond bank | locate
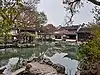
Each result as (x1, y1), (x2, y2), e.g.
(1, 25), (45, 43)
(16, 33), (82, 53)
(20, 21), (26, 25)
(11, 57), (66, 75)
(0, 44), (36, 49)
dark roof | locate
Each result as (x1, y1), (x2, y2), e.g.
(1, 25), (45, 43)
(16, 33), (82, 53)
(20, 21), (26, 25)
(58, 25), (81, 31)
(78, 28), (92, 33)
(19, 27), (44, 32)
(65, 25), (80, 29)
(54, 30), (76, 35)
(20, 27), (35, 30)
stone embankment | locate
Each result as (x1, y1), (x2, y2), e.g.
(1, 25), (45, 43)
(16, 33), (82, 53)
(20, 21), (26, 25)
(12, 57), (67, 75)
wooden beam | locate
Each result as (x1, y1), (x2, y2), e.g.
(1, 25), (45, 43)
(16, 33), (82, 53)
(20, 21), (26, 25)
(88, 0), (100, 6)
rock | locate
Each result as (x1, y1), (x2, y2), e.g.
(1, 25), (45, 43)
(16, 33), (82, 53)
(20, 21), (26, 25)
(40, 58), (65, 74)
(22, 63), (33, 75)
(30, 69), (41, 75)
(16, 61), (67, 75)
(40, 58), (53, 66)
(25, 63), (32, 71)
(53, 64), (65, 74)
(0, 66), (6, 74)
(16, 57), (66, 75)
(44, 72), (57, 75)
(33, 57), (40, 62)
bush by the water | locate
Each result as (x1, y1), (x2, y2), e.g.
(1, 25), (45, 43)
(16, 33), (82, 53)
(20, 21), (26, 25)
(77, 25), (100, 75)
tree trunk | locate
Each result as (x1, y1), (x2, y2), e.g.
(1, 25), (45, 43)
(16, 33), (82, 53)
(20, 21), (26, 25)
(4, 35), (7, 53)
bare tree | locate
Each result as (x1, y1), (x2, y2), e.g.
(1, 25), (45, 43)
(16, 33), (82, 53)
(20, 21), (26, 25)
(63, 0), (100, 25)
(92, 6), (100, 24)
(16, 3), (47, 43)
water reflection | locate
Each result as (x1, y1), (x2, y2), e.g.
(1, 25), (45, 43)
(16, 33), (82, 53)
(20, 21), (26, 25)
(45, 53), (78, 75)
(0, 41), (78, 74)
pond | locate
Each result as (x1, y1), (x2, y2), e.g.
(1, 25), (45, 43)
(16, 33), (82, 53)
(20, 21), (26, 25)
(0, 41), (78, 75)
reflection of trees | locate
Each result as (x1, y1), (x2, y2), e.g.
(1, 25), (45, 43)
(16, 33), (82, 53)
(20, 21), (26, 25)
(66, 52), (77, 60)
(45, 48), (57, 57)
(45, 41), (78, 59)
(0, 41), (78, 66)
(0, 42), (49, 66)
(0, 42), (48, 59)
(0, 60), (8, 67)
(0, 48), (34, 59)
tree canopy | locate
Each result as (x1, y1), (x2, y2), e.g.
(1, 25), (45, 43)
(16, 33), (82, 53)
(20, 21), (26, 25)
(0, 0), (47, 44)
(77, 4), (100, 75)
(63, 0), (100, 25)
(0, 0), (24, 43)
(16, 7), (47, 28)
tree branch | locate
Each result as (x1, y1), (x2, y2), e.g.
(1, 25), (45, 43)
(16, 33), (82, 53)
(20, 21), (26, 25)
(88, 0), (100, 6)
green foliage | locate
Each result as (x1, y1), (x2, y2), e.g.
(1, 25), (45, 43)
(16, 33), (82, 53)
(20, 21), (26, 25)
(36, 12), (47, 25)
(77, 6), (100, 66)
(0, 0), (23, 44)
(77, 25), (100, 64)
(0, 0), (47, 44)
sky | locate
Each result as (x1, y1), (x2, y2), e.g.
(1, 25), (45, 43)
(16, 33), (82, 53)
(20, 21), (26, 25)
(37, 0), (95, 26)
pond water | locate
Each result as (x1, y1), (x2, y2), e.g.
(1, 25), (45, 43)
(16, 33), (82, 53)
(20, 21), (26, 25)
(0, 41), (78, 75)
(45, 53), (78, 75)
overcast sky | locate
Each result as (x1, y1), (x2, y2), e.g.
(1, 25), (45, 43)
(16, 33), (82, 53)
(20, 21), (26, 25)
(37, 0), (95, 26)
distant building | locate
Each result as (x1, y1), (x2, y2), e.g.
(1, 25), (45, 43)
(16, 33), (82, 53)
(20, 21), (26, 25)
(40, 24), (57, 40)
(53, 25), (92, 42)
(11, 26), (43, 43)
(10, 24), (92, 43)
(77, 27), (92, 42)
